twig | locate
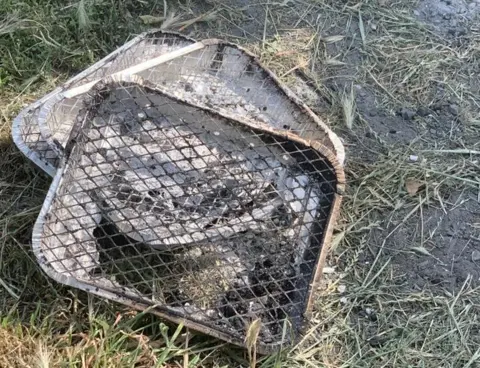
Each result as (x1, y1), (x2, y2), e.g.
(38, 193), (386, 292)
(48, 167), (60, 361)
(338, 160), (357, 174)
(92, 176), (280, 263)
(177, 11), (217, 32)
(183, 328), (189, 368)
(425, 169), (479, 186)
(421, 149), (480, 155)
(262, 4), (268, 49)
(358, 11), (366, 46)
(0, 276), (20, 299)
(367, 68), (398, 102)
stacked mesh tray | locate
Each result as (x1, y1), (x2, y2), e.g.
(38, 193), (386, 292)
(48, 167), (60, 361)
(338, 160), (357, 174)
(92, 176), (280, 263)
(12, 30), (345, 353)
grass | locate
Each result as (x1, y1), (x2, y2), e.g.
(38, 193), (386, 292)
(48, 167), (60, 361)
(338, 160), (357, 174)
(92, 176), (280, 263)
(1, 0), (480, 367)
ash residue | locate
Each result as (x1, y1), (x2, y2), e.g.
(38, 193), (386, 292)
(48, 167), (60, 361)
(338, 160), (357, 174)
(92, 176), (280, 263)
(92, 198), (320, 343)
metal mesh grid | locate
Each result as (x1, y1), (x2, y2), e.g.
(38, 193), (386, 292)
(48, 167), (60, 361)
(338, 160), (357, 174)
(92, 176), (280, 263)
(137, 42), (329, 140)
(17, 34), (343, 177)
(33, 77), (343, 350)
(14, 107), (60, 175)
(13, 31), (196, 175)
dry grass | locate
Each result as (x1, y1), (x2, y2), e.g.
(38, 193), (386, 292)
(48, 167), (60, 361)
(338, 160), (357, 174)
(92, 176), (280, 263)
(0, 0), (480, 367)
(341, 85), (356, 130)
(0, 327), (78, 368)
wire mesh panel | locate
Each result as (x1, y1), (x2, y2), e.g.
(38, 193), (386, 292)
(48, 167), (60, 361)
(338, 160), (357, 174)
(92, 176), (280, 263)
(33, 76), (344, 352)
(13, 106), (61, 176)
(136, 40), (343, 157)
(12, 30), (196, 175)
(17, 34), (343, 178)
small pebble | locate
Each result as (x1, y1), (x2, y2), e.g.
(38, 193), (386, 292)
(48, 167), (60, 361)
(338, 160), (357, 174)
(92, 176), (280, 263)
(337, 284), (347, 293)
(448, 104), (459, 115)
(368, 335), (387, 347)
(416, 106), (430, 117)
(409, 155), (419, 162)
(206, 309), (217, 318)
(286, 229), (296, 238)
(323, 267), (335, 274)
(92, 117), (106, 127)
(400, 107), (416, 120)
(370, 23), (377, 30)
(340, 297), (348, 304)
(472, 250), (480, 262)
(413, 10), (420, 16)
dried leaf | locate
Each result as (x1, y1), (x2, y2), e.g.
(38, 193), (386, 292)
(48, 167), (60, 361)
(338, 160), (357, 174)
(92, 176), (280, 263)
(325, 57), (346, 66)
(77, 0), (91, 31)
(341, 85), (356, 130)
(139, 15), (165, 25)
(410, 247), (432, 256)
(330, 231), (346, 251)
(245, 318), (261, 368)
(358, 12), (366, 45)
(245, 318), (262, 349)
(405, 178), (423, 195)
(160, 12), (182, 30)
(322, 35), (345, 43)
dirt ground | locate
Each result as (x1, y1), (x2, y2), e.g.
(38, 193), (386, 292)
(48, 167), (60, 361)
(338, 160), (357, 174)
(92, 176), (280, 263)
(191, 0), (480, 293)
(1, 0), (479, 366)
(186, 0), (480, 364)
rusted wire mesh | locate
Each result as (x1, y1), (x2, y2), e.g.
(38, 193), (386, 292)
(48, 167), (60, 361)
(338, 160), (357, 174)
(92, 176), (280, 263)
(33, 76), (344, 351)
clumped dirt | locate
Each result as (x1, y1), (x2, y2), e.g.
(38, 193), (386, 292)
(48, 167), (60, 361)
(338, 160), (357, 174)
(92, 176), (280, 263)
(354, 84), (476, 151)
(360, 190), (480, 291)
(354, 86), (419, 146)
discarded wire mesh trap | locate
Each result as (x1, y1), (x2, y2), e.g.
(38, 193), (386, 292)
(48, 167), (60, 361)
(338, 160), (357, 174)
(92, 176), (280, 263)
(33, 75), (344, 352)
(13, 30), (344, 179)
